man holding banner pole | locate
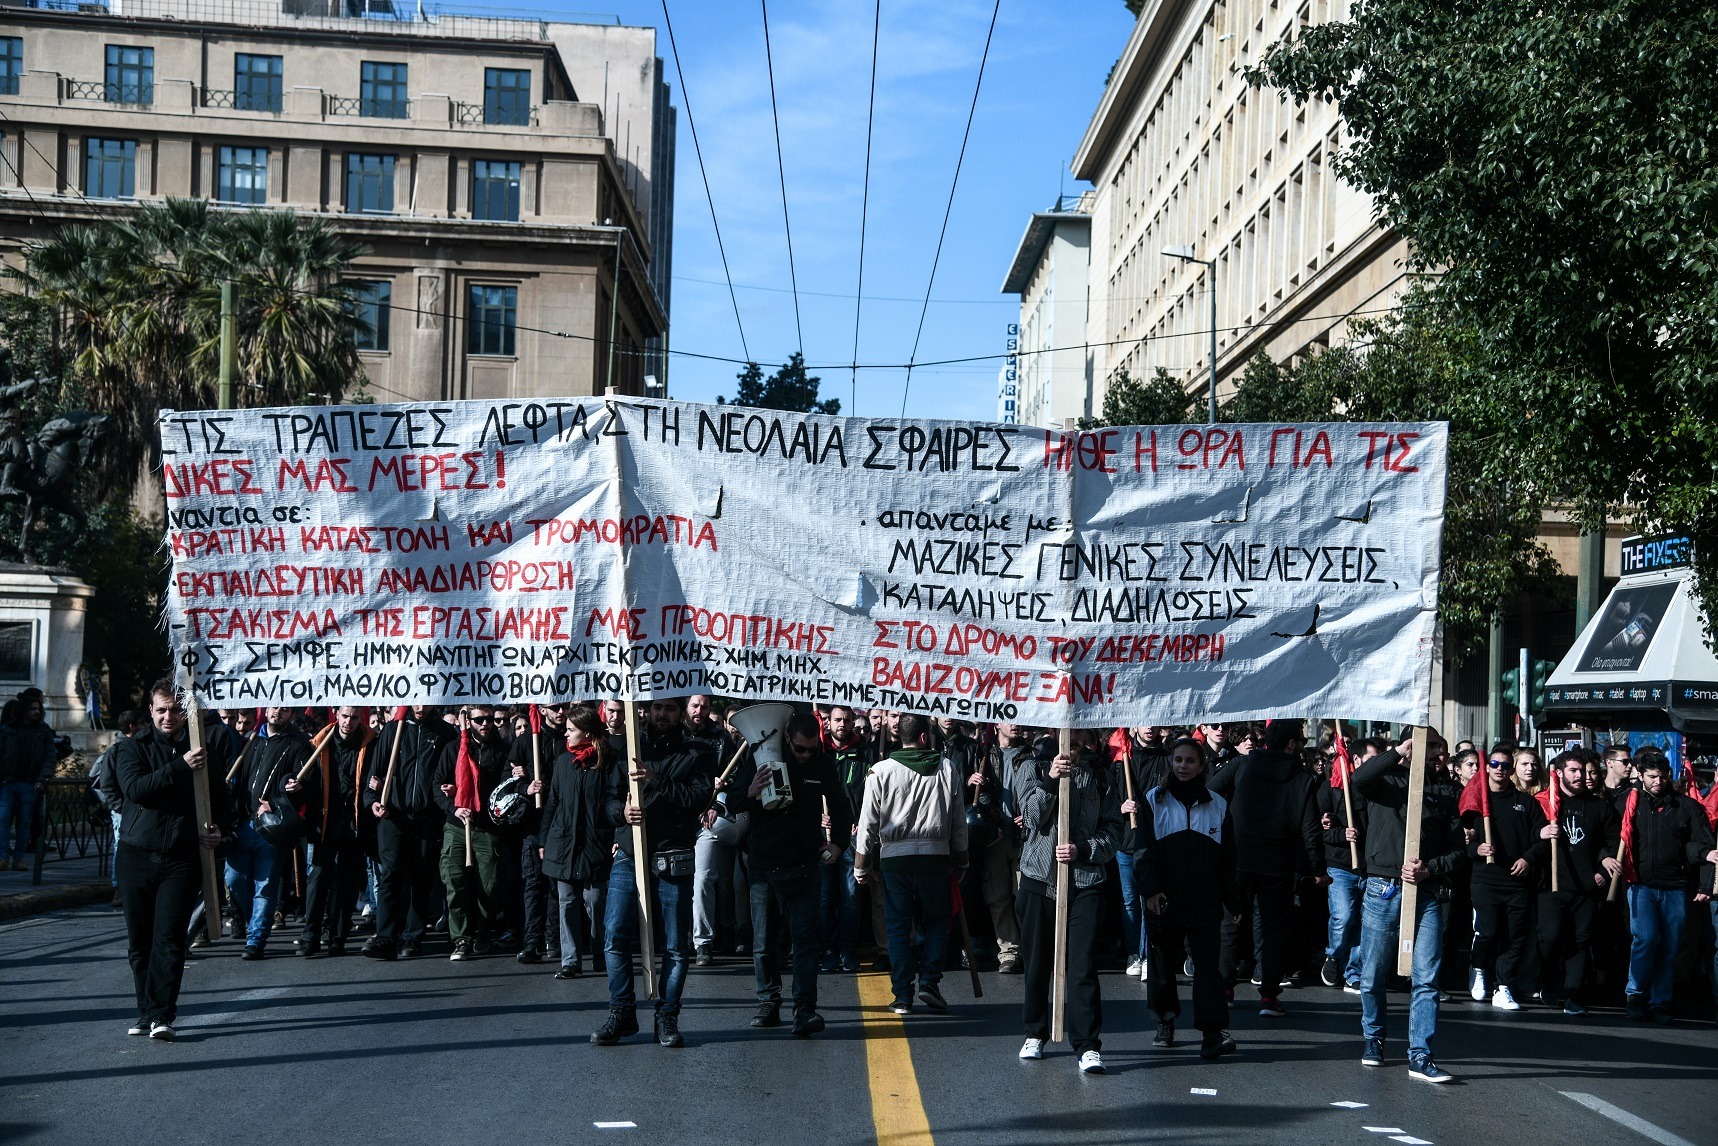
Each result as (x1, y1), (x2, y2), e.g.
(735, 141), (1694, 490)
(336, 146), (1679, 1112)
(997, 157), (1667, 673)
(363, 706), (452, 961)
(435, 704), (510, 961)
(514, 702), (566, 966)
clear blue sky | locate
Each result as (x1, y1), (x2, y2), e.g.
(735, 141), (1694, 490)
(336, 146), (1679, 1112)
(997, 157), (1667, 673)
(535, 1), (1137, 419)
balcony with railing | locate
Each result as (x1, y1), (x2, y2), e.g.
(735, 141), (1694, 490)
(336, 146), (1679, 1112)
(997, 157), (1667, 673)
(64, 78), (154, 105)
(2, 0), (602, 42)
(454, 100), (537, 127)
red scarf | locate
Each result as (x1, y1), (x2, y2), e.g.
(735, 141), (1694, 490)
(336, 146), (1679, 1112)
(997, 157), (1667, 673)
(569, 742), (600, 770)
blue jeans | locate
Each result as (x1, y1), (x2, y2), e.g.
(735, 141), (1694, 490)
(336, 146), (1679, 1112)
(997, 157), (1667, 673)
(1326, 867), (1365, 982)
(604, 851), (692, 1016)
(0, 781), (35, 860)
(881, 867), (950, 1001)
(1626, 885), (1687, 1006)
(1357, 877), (1443, 1059)
(223, 823), (279, 949)
(819, 844), (862, 960)
(1115, 849), (1148, 962)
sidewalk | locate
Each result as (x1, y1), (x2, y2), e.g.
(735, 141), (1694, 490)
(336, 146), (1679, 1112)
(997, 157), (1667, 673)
(0, 849), (113, 920)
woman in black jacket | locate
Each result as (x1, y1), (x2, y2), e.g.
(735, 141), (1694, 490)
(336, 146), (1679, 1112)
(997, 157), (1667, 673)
(1133, 737), (1242, 1060)
(535, 704), (615, 979)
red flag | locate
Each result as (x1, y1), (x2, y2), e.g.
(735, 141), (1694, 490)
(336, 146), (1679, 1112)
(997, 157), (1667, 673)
(528, 703), (542, 735)
(1679, 757), (1696, 795)
(1107, 727), (1130, 765)
(1701, 783), (1718, 831)
(1619, 788), (1640, 885)
(1330, 726), (1353, 789)
(1535, 777), (1561, 823)
(1458, 772), (1492, 818)
(453, 725), (482, 813)
(391, 705), (409, 723)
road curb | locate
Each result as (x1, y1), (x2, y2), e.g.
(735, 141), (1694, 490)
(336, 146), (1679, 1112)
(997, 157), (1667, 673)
(0, 881), (112, 921)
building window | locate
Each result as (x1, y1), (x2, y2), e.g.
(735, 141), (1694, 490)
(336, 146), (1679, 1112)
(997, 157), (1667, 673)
(344, 153), (395, 213)
(235, 53), (283, 112)
(84, 138), (135, 199)
(483, 68), (531, 126)
(471, 159), (521, 222)
(0, 38), (21, 97)
(104, 45), (153, 106)
(347, 280), (392, 351)
(360, 61), (408, 119)
(467, 284), (516, 356)
(217, 146), (268, 205)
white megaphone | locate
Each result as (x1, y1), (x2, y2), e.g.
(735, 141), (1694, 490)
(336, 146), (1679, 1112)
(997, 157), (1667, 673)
(729, 702), (795, 811)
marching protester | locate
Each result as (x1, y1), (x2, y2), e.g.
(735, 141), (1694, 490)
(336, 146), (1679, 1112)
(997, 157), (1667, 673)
(687, 694), (742, 967)
(363, 706), (453, 960)
(594, 697), (715, 1048)
(1133, 736), (1239, 1060)
(434, 704), (512, 961)
(1535, 749), (1622, 1015)
(1013, 728), (1124, 1074)
(112, 678), (235, 1039)
(977, 721), (1029, 976)
(1615, 750), (1716, 1023)
(731, 711), (849, 1036)
(1319, 735), (1373, 993)
(1208, 720), (1323, 1018)
(513, 703), (567, 966)
(535, 703), (613, 979)
(1116, 724), (1171, 982)
(1462, 747), (1549, 1010)
(1350, 732), (1466, 1083)
(821, 704), (873, 974)
(228, 706), (311, 960)
(854, 712), (968, 1017)
(297, 706), (374, 957)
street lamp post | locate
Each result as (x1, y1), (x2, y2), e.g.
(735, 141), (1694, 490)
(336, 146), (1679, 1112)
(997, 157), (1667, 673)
(1162, 245), (1217, 423)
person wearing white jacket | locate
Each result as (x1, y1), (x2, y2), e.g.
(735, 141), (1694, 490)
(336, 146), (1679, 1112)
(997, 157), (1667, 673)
(854, 713), (968, 1015)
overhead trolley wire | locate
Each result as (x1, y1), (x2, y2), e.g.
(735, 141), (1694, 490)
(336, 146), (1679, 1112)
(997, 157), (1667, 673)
(758, 0), (805, 361)
(849, 0), (881, 413)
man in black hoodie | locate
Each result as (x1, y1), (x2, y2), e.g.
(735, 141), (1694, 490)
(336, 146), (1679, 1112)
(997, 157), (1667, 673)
(294, 705), (373, 957)
(226, 706), (311, 960)
(593, 697), (715, 1048)
(1535, 749), (1621, 1015)
(1208, 719), (1322, 1018)
(1618, 753), (1716, 1023)
(434, 704), (512, 961)
(113, 678), (236, 1039)
(732, 711), (849, 1036)
(512, 702), (567, 965)
(363, 705), (453, 959)
(1464, 753), (1548, 1010)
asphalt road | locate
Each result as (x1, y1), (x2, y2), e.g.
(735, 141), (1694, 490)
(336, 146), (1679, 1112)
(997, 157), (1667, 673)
(3, 904), (1714, 1146)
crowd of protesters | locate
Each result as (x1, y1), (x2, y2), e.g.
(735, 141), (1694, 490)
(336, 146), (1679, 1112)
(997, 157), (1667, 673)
(103, 679), (1718, 1084)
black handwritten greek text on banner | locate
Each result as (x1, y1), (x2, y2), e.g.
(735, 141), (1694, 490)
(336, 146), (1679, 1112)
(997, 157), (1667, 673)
(159, 400), (1447, 727)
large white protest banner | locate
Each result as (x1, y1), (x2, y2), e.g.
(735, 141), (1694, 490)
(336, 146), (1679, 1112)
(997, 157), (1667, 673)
(159, 399), (1446, 727)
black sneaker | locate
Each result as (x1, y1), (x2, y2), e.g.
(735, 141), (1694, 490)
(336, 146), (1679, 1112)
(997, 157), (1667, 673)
(1361, 1038), (1384, 1067)
(361, 938), (397, 961)
(1650, 1006), (1672, 1025)
(889, 996), (913, 1015)
(450, 939), (474, 962)
(1625, 994), (1648, 1021)
(516, 948), (545, 965)
(241, 946), (264, 961)
(792, 1010), (826, 1037)
(299, 935), (320, 958)
(1408, 1054), (1453, 1083)
(750, 1003), (782, 1028)
(401, 939), (423, 958)
(328, 942), (346, 957)
(591, 1007), (639, 1046)
(1320, 956), (1341, 988)
(1153, 1021), (1175, 1048)
(694, 945), (713, 968)
(655, 1012), (684, 1048)
(918, 986), (948, 1013)
(554, 965), (581, 980)
(1258, 996), (1285, 1018)
(1199, 1031), (1236, 1060)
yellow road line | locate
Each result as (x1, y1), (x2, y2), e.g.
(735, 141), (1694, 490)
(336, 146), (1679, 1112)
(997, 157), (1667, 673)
(856, 969), (936, 1146)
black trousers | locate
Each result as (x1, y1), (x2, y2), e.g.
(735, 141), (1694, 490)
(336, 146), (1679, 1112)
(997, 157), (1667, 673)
(1018, 883), (1104, 1054)
(1147, 916), (1227, 1033)
(1471, 876), (1532, 989)
(302, 835), (364, 944)
(375, 818), (442, 947)
(520, 834), (557, 952)
(1538, 888), (1599, 1001)
(750, 863), (822, 1011)
(117, 842), (199, 1025)
(1220, 871), (1294, 996)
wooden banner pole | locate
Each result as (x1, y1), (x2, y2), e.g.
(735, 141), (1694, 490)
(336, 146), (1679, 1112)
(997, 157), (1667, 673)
(1051, 728), (1072, 1044)
(294, 722), (338, 785)
(1120, 742), (1138, 832)
(177, 666), (223, 944)
(624, 699), (659, 1000)
(1395, 727), (1428, 978)
(1335, 721), (1359, 870)
(531, 712), (544, 809)
(378, 712), (407, 809)
(1606, 837), (1627, 903)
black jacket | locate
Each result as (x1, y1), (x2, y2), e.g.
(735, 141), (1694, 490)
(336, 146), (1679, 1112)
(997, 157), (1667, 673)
(232, 727), (312, 825)
(364, 717), (454, 830)
(1, 719), (60, 784)
(1544, 789), (1621, 893)
(114, 721), (236, 859)
(1465, 785), (1549, 888)
(830, 736), (875, 827)
(732, 747), (851, 873)
(1619, 787), (1715, 891)
(1318, 779), (1367, 873)
(539, 747), (616, 883)
(1350, 748), (1467, 890)
(604, 725), (714, 856)
(303, 727), (373, 843)
(433, 733), (512, 832)
(509, 724), (564, 836)
(1130, 778), (1241, 927)
(1207, 749), (1322, 877)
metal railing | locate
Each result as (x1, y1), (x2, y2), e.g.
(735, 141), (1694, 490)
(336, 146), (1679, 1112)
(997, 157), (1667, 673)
(327, 95), (410, 118)
(64, 78), (153, 105)
(12, 0), (561, 42)
(454, 100), (536, 127)
(30, 777), (111, 882)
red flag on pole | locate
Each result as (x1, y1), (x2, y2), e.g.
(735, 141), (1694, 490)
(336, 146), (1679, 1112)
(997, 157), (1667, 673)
(391, 705), (409, 723)
(1534, 777), (1561, 822)
(1458, 772), (1492, 818)
(1618, 788), (1640, 885)
(528, 704), (542, 736)
(453, 725), (481, 813)
(1330, 726), (1353, 789)
(1107, 727), (1130, 765)
(1701, 782), (1718, 831)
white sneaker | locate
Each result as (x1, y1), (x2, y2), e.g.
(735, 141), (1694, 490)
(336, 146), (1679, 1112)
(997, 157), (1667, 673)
(1018, 1038), (1043, 1060)
(1491, 986), (1520, 1011)
(127, 1020), (148, 1036)
(1078, 1050), (1106, 1074)
(1125, 958), (1142, 978)
(1469, 968), (1487, 1002)
(1139, 959), (1150, 982)
(149, 1022), (175, 1041)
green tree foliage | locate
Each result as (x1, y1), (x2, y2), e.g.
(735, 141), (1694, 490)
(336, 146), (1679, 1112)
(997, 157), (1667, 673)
(1084, 367), (1194, 428)
(720, 352), (840, 414)
(13, 199), (368, 495)
(1249, 0), (1718, 637)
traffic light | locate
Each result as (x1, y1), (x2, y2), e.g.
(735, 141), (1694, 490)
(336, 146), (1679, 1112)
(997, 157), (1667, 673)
(1500, 665), (1522, 712)
(1530, 658), (1556, 712)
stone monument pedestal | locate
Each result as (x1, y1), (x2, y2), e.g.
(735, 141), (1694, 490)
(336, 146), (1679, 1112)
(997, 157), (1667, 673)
(0, 564), (96, 751)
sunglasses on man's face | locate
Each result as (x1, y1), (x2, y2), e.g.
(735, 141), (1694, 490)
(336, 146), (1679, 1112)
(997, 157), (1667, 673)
(1487, 760), (1509, 769)
(469, 714), (497, 724)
